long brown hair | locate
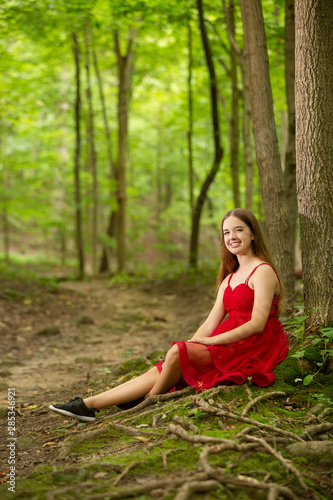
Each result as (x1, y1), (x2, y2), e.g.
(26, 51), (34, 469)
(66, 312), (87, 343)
(216, 208), (284, 315)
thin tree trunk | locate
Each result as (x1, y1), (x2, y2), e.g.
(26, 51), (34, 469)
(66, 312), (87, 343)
(222, 0), (253, 211)
(295, 0), (333, 328)
(239, 0), (294, 312)
(284, 0), (297, 266)
(84, 19), (98, 275)
(228, 0), (240, 208)
(188, 20), (194, 217)
(189, 0), (224, 269)
(114, 30), (136, 273)
(92, 33), (118, 273)
(0, 128), (10, 264)
(72, 32), (85, 279)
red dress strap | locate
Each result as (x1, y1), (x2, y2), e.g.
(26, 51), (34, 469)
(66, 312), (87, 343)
(245, 263), (278, 285)
(228, 273), (234, 286)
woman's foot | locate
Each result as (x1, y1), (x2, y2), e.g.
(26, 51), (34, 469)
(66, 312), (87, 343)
(49, 397), (98, 422)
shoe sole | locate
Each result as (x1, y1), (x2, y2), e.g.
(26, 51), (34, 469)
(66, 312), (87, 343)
(49, 405), (95, 422)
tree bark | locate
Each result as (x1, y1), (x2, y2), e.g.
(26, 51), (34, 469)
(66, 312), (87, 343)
(84, 19), (98, 275)
(284, 0), (297, 272)
(239, 0), (294, 311)
(189, 0), (223, 269)
(222, 0), (253, 211)
(188, 20), (194, 217)
(72, 32), (85, 279)
(228, 0), (240, 208)
(295, 0), (333, 327)
(0, 127), (10, 264)
(92, 32), (118, 273)
(114, 30), (136, 273)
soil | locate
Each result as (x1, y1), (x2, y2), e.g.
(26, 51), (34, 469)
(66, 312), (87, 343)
(0, 273), (332, 500)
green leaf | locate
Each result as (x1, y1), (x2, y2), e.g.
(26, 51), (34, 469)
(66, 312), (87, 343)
(303, 375), (314, 386)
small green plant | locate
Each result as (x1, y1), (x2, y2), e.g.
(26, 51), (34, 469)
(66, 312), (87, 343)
(290, 326), (333, 385)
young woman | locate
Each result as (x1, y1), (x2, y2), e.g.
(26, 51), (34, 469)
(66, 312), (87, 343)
(49, 209), (289, 422)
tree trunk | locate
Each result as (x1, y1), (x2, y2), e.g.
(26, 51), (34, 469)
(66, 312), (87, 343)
(188, 20), (194, 217)
(222, 0), (254, 211)
(92, 33), (118, 274)
(84, 19), (98, 275)
(189, 0), (224, 269)
(228, 0), (240, 208)
(284, 0), (297, 272)
(72, 32), (85, 279)
(114, 30), (136, 273)
(239, 0), (294, 312)
(295, 0), (333, 327)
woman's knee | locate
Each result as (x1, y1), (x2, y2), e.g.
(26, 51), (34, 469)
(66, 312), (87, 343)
(165, 345), (180, 367)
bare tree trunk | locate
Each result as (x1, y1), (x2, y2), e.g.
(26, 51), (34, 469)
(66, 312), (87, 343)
(114, 30), (136, 273)
(239, 0), (294, 312)
(84, 19), (98, 275)
(189, 0), (224, 269)
(0, 129), (10, 264)
(92, 32), (118, 274)
(222, 0), (253, 211)
(228, 0), (240, 208)
(284, 0), (297, 266)
(295, 0), (333, 328)
(188, 20), (194, 217)
(72, 32), (85, 279)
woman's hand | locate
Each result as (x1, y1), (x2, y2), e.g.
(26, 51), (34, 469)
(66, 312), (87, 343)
(188, 337), (215, 346)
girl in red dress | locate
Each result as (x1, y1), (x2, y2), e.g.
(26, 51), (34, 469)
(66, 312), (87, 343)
(50, 209), (289, 422)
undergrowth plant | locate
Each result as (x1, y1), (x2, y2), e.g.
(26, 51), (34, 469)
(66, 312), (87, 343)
(285, 309), (333, 385)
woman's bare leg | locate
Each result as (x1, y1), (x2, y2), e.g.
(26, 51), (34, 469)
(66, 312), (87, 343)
(148, 345), (182, 396)
(84, 366), (159, 410)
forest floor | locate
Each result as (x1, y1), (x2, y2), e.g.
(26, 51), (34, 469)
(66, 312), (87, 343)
(0, 267), (332, 500)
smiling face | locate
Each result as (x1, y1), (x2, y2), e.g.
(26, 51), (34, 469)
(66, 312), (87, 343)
(222, 215), (254, 257)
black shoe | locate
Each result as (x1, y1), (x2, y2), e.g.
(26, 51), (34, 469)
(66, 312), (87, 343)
(49, 397), (97, 422)
(116, 397), (145, 410)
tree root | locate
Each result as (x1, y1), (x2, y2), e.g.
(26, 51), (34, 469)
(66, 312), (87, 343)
(113, 460), (147, 487)
(200, 446), (298, 500)
(242, 434), (308, 490)
(241, 391), (286, 416)
(193, 397), (303, 441)
(300, 422), (333, 439)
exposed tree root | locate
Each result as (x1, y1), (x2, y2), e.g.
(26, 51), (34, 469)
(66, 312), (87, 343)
(113, 460), (147, 487)
(241, 391), (286, 416)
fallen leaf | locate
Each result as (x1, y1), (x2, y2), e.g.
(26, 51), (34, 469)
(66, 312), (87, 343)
(27, 405), (37, 409)
(133, 436), (150, 443)
(43, 442), (57, 447)
(98, 421), (107, 429)
(226, 425), (236, 430)
(94, 472), (108, 479)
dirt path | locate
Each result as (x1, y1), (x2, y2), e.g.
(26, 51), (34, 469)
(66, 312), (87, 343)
(0, 276), (213, 404)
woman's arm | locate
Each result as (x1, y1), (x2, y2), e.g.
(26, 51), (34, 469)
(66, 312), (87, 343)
(189, 280), (227, 340)
(189, 265), (278, 346)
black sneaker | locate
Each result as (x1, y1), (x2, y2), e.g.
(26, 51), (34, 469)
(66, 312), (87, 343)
(49, 397), (97, 422)
(116, 397), (145, 410)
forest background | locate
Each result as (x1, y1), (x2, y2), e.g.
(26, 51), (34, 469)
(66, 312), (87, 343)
(0, 0), (332, 328)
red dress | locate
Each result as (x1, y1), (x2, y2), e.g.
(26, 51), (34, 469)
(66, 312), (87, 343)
(157, 264), (289, 389)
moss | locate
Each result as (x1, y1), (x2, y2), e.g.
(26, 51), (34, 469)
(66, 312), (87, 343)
(273, 355), (302, 386)
(304, 344), (322, 366)
(147, 349), (166, 363)
(77, 315), (94, 326)
(113, 357), (150, 376)
(36, 325), (60, 336)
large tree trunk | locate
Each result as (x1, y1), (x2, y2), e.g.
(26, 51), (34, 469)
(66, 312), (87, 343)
(114, 30), (136, 273)
(189, 0), (223, 269)
(284, 0), (297, 272)
(72, 32), (85, 279)
(239, 0), (294, 312)
(295, 0), (333, 328)
(84, 19), (98, 275)
(223, 0), (254, 211)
